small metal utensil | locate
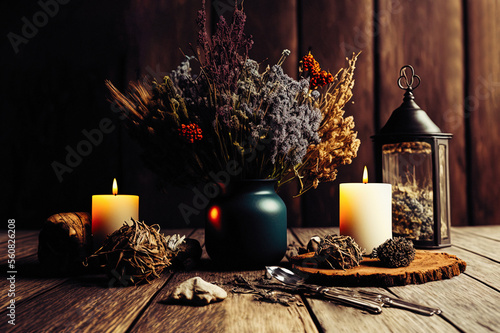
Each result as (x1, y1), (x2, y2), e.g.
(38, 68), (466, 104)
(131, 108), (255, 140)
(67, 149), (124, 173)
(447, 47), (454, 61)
(351, 290), (442, 316)
(266, 266), (442, 316)
(266, 266), (383, 314)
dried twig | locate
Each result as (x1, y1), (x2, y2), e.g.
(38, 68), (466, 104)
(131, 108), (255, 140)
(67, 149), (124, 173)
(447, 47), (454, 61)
(230, 275), (298, 306)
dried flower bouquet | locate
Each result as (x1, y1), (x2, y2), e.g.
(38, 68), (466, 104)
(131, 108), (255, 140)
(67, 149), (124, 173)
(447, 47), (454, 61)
(106, 1), (360, 195)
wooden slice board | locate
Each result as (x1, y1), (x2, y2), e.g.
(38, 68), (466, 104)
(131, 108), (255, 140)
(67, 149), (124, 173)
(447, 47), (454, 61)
(290, 250), (467, 287)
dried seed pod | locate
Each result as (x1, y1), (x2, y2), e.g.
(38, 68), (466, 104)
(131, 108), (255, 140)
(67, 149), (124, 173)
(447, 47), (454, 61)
(374, 237), (416, 268)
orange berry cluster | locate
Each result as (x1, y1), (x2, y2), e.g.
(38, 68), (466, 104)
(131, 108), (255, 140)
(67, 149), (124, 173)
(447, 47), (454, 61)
(302, 53), (321, 73)
(178, 123), (203, 143)
(302, 52), (334, 89)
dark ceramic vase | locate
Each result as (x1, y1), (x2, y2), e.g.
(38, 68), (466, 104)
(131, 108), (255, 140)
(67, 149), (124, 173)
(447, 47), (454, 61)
(205, 179), (287, 269)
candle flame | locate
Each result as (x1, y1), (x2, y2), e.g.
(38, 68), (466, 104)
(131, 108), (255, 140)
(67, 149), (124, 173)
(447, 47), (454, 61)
(112, 178), (118, 196)
(363, 166), (368, 184)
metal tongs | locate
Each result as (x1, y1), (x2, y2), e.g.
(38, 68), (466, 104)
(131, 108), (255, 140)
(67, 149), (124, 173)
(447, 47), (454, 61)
(266, 266), (441, 316)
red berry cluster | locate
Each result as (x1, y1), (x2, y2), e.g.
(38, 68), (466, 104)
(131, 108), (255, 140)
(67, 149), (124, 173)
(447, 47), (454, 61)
(178, 123), (203, 143)
(310, 70), (334, 88)
(301, 52), (334, 89)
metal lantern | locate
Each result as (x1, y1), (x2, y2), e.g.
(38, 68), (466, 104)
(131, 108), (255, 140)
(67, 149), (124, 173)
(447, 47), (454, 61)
(372, 65), (453, 248)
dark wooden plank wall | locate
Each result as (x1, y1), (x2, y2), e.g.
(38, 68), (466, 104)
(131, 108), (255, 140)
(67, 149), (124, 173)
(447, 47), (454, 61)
(1, 0), (499, 229)
(465, 0), (500, 226)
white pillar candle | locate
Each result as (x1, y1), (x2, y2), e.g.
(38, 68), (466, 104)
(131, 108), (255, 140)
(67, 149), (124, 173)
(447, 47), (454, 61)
(92, 178), (139, 248)
(339, 167), (392, 255)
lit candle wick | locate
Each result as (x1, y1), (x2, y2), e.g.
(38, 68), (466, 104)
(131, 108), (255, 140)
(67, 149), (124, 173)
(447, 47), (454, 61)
(112, 178), (118, 196)
(363, 166), (368, 184)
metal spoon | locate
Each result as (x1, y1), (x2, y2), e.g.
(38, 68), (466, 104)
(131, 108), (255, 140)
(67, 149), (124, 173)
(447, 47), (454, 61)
(266, 266), (441, 316)
(266, 266), (383, 314)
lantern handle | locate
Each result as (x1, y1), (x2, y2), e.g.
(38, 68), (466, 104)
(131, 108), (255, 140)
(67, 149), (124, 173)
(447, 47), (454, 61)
(397, 65), (421, 91)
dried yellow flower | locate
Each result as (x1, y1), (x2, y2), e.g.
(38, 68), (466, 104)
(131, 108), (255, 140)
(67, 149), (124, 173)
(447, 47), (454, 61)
(291, 53), (361, 195)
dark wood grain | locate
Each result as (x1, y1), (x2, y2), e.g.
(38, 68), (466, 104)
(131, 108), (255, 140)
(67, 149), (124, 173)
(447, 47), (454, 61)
(0, 231), (38, 244)
(377, 0), (467, 226)
(0, 272), (173, 333)
(300, 0), (376, 227)
(452, 225), (500, 241)
(390, 273), (500, 332)
(439, 246), (500, 291)
(0, 234), (38, 262)
(0, 229), (194, 333)
(388, 227), (500, 332)
(465, 0), (500, 226)
(0, 234), (42, 311)
(306, 297), (458, 333)
(0, 255), (69, 309)
(130, 270), (318, 333)
(243, 0), (299, 77)
(451, 228), (500, 262)
(124, 0), (203, 81)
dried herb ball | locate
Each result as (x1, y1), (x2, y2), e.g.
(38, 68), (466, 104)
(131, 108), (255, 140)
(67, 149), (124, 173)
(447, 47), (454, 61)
(374, 237), (415, 268)
(86, 219), (185, 285)
(315, 234), (363, 270)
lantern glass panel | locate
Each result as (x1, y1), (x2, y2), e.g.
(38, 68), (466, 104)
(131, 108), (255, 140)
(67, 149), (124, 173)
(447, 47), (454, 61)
(382, 141), (434, 241)
(439, 144), (449, 239)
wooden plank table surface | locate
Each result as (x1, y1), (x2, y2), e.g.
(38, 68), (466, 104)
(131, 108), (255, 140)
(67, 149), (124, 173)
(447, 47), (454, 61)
(1, 227), (499, 332)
